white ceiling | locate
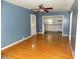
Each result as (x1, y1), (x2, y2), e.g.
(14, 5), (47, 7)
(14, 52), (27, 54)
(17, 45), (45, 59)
(4, 0), (75, 11)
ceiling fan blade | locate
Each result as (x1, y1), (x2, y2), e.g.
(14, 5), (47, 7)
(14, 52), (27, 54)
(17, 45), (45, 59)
(39, 6), (41, 9)
(44, 9), (49, 13)
(39, 4), (43, 9)
(31, 9), (39, 10)
(45, 7), (53, 9)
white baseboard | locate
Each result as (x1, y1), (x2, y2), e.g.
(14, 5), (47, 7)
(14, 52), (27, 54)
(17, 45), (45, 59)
(1, 35), (33, 51)
(69, 40), (75, 59)
(37, 32), (42, 34)
(62, 34), (69, 37)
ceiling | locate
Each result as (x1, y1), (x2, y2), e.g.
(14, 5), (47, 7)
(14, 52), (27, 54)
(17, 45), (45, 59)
(4, 0), (75, 11)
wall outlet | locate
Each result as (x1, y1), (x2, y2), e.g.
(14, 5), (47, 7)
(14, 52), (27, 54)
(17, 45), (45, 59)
(22, 36), (25, 39)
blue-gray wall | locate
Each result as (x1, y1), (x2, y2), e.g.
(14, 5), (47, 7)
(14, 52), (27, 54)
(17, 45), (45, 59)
(71, 0), (78, 54)
(1, 1), (36, 48)
(37, 12), (70, 35)
(1, 1), (70, 48)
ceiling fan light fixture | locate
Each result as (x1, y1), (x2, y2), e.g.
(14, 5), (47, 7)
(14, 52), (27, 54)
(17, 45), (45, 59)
(31, 4), (53, 13)
(40, 9), (44, 12)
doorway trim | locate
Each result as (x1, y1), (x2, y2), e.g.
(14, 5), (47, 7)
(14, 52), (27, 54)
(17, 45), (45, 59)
(42, 15), (64, 35)
(69, 11), (73, 41)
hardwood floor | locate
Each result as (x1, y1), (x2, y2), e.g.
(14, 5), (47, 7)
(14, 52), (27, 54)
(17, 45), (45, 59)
(2, 32), (73, 59)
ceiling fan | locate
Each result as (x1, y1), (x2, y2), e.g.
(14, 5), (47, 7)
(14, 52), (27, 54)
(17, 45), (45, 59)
(31, 4), (53, 13)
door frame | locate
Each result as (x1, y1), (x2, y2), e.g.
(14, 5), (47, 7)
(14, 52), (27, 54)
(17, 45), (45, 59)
(42, 15), (64, 35)
(69, 11), (73, 41)
(30, 14), (36, 36)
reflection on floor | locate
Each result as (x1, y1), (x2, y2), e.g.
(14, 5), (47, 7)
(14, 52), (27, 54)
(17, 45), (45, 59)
(2, 32), (73, 59)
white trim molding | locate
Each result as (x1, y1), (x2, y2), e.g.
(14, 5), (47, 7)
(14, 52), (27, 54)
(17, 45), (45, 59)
(68, 11), (74, 58)
(69, 40), (75, 59)
(37, 32), (43, 34)
(62, 34), (69, 37)
(69, 11), (73, 41)
(1, 35), (33, 51)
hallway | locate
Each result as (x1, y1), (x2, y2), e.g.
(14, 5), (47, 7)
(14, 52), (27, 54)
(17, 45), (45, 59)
(2, 32), (73, 59)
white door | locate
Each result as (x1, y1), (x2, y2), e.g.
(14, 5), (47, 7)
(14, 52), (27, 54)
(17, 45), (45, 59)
(31, 14), (36, 36)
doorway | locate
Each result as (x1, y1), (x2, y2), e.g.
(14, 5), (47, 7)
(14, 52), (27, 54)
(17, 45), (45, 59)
(42, 15), (64, 35)
(30, 14), (36, 36)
